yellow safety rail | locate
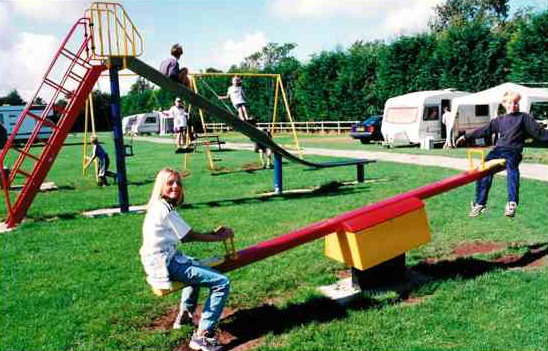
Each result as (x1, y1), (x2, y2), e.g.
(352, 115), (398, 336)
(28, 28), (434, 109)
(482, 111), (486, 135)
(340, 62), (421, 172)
(467, 149), (485, 170)
(86, 2), (143, 60)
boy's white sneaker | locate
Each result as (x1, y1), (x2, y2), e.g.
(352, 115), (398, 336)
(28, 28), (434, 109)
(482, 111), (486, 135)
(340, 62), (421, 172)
(505, 201), (517, 217)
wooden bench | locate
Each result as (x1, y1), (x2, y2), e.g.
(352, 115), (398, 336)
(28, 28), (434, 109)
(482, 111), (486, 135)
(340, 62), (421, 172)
(192, 134), (226, 151)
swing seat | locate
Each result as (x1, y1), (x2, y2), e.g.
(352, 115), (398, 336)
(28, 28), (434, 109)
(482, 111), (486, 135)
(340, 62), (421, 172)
(175, 146), (195, 154)
(149, 256), (226, 296)
(151, 281), (185, 296)
(124, 144), (134, 157)
(149, 237), (237, 296)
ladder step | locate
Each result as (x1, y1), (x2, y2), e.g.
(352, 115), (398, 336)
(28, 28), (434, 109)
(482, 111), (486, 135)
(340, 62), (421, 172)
(13, 148), (40, 162)
(52, 105), (66, 115)
(15, 168), (31, 178)
(26, 111), (58, 130)
(68, 70), (84, 82)
(60, 48), (92, 69)
(43, 78), (72, 97)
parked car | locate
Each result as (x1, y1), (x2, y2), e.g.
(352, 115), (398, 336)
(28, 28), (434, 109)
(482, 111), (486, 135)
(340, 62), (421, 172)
(350, 115), (383, 144)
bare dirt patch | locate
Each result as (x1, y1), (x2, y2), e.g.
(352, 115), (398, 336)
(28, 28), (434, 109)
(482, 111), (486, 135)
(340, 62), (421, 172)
(452, 241), (507, 256)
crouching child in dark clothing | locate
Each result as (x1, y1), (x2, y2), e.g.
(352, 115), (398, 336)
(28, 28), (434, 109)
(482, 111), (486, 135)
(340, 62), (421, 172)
(85, 135), (110, 186)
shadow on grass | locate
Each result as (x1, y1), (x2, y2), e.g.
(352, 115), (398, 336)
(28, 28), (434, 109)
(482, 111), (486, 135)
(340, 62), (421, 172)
(180, 179), (384, 210)
(216, 242), (546, 349)
(219, 297), (379, 350)
(412, 242), (547, 279)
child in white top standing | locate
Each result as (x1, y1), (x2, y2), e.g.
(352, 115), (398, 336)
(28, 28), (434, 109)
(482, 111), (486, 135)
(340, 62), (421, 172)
(169, 97), (188, 150)
(218, 76), (250, 121)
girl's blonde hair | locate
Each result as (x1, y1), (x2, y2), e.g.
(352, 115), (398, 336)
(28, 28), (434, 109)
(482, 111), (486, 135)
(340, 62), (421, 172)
(147, 167), (184, 208)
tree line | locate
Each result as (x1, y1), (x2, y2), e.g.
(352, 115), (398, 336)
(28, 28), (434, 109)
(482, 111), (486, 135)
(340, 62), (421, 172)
(122, 1), (547, 124)
(2, 0), (546, 131)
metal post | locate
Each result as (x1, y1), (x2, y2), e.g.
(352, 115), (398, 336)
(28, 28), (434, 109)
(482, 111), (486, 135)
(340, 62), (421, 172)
(273, 153), (282, 194)
(357, 163), (364, 183)
(109, 65), (129, 212)
(351, 254), (407, 290)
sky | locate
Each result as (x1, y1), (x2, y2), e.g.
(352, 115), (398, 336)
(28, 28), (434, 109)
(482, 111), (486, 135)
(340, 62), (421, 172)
(0, 0), (546, 101)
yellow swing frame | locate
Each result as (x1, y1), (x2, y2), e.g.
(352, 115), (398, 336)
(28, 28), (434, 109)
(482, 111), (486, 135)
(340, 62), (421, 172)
(189, 72), (302, 157)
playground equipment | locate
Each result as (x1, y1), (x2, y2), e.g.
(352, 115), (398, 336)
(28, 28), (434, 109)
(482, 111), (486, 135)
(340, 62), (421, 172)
(0, 1), (511, 299)
(0, 2), (140, 228)
(191, 72), (302, 152)
(150, 157), (506, 296)
(0, 2), (373, 228)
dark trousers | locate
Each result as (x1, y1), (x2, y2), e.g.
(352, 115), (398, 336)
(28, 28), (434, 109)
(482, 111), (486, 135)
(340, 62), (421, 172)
(475, 147), (522, 206)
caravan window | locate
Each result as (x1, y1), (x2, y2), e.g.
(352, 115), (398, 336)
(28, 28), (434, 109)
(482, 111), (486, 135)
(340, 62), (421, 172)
(385, 107), (418, 124)
(145, 116), (157, 124)
(423, 106), (439, 121)
(475, 105), (489, 117)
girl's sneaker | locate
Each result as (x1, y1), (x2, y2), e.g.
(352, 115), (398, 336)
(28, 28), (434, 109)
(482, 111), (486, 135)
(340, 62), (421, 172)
(189, 330), (222, 351)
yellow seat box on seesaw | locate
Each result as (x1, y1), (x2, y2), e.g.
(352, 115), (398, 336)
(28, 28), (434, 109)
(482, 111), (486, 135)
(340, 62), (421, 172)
(325, 197), (431, 271)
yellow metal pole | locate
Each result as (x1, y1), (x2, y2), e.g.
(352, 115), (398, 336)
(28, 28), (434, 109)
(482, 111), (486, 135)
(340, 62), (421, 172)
(97, 9), (105, 56)
(278, 76), (302, 157)
(105, 6), (112, 55)
(89, 93), (99, 180)
(183, 148), (193, 171)
(468, 149), (485, 170)
(82, 98), (90, 175)
(205, 143), (215, 170)
(191, 75), (208, 134)
(193, 72), (279, 78)
(271, 75), (280, 134)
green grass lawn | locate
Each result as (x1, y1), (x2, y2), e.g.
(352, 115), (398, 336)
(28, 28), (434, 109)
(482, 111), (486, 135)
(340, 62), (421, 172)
(1, 133), (547, 351)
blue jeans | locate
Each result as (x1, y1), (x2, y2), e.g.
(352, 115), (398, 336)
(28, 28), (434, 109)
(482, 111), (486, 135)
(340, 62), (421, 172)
(475, 147), (522, 206)
(167, 254), (230, 332)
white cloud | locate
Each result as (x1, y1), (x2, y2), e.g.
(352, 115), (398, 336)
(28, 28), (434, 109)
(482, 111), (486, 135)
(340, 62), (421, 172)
(269, 0), (383, 19)
(381, 0), (444, 35)
(0, 0), (90, 100)
(0, 5), (13, 50)
(209, 31), (268, 70)
(10, 0), (88, 23)
(0, 32), (59, 100)
(269, 0), (444, 34)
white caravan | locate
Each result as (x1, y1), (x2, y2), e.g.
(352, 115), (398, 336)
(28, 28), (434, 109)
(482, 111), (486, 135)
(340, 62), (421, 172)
(122, 112), (160, 135)
(0, 105), (54, 143)
(452, 82), (548, 132)
(381, 89), (470, 146)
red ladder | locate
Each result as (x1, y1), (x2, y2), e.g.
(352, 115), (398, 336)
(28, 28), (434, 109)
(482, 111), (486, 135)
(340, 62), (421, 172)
(0, 17), (106, 228)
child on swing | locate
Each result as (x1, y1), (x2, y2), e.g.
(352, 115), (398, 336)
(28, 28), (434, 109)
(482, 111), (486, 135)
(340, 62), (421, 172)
(218, 76), (250, 121)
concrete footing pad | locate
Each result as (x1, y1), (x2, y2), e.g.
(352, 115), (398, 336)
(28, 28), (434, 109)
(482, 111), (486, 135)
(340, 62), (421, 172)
(82, 204), (147, 218)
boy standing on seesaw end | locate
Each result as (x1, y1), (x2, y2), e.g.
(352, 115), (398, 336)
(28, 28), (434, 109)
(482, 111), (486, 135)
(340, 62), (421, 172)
(456, 90), (548, 218)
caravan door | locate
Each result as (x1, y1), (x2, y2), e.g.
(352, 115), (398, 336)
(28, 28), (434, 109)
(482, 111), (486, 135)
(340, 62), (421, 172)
(421, 105), (442, 141)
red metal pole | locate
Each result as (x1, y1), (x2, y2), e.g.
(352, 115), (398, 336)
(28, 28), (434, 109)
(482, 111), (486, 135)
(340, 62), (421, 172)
(215, 162), (506, 273)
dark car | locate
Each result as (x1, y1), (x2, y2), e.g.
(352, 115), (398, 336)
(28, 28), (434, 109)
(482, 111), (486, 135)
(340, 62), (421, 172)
(350, 115), (383, 144)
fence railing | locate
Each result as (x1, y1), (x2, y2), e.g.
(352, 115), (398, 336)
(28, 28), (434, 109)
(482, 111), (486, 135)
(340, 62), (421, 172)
(204, 121), (360, 134)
